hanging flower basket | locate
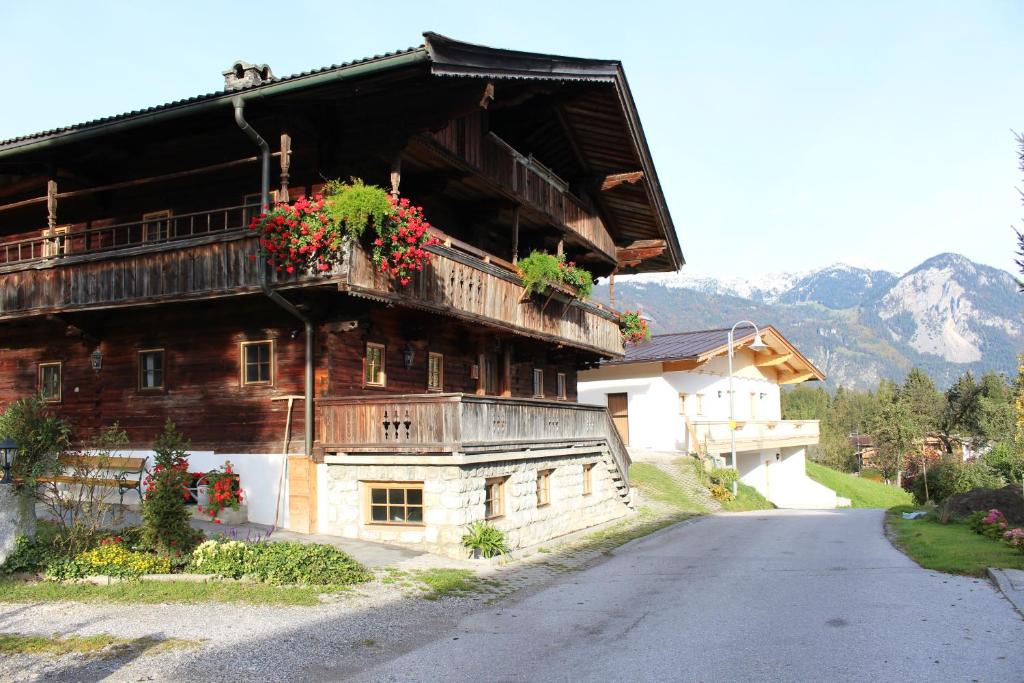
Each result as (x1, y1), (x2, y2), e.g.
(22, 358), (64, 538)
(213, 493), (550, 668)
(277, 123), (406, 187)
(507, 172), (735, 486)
(516, 250), (594, 302)
(620, 310), (650, 344)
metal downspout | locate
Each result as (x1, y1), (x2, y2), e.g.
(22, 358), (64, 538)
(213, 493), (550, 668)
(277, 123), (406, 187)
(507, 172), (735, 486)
(233, 97), (314, 458)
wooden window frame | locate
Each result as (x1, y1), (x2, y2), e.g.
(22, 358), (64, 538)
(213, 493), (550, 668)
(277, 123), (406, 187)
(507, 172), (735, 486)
(678, 393), (688, 415)
(137, 348), (166, 392)
(38, 361), (62, 403)
(536, 469), (553, 507)
(243, 191), (278, 227)
(750, 392), (757, 420)
(582, 463), (594, 496)
(427, 352), (444, 392)
(142, 209), (172, 242)
(240, 339), (275, 387)
(364, 342), (387, 388)
(696, 393), (704, 416)
(556, 372), (567, 401)
(363, 481), (425, 527)
(532, 368), (544, 398)
(484, 476), (507, 520)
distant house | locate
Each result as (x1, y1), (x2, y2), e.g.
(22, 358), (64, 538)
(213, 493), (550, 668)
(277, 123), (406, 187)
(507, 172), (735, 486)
(579, 325), (846, 509)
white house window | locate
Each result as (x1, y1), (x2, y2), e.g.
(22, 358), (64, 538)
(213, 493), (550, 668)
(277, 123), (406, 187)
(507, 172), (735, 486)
(678, 393), (688, 415)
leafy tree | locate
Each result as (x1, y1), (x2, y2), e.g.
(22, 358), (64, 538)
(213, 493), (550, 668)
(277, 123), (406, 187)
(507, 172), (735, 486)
(898, 368), (945, 435)
(871, 398), (920, 486)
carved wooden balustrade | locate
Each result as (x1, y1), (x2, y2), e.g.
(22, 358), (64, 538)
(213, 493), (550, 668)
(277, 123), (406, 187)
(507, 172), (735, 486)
(317, 393), (632, 486)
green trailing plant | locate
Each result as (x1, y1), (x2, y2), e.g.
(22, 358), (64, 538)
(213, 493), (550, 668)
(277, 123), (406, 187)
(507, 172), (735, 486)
(323, 178), (394, 241)
(461, 521), (508, 558)
(141, 420), (202, 556)
(516, 250), (593, 298)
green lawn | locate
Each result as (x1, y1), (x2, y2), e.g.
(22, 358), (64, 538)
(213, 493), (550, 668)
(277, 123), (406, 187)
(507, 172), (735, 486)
(886, 506), (1024, 576)
(719, 483), (775, 511)
(806, 460), (912, 508)
(0, 579), (341, 606)
(628, 462), (708, 513)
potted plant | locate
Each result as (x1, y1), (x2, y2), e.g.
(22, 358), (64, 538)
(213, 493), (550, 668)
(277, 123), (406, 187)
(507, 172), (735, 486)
(620, 310), (650, 344)
(516, 250), (593, 301)
(461, 521), (509, 559)
(196, 461), (246, 525)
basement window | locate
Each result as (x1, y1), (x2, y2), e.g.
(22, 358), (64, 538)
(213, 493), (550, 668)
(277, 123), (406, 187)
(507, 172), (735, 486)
(583, 463), (594, 496)
(485, 477), (507, 519)
(536, 469), (553, 507)
(366, 482), (424, 525)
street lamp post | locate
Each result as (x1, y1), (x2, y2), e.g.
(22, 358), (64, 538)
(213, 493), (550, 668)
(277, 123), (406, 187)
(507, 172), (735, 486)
(727, 321), (768, 495)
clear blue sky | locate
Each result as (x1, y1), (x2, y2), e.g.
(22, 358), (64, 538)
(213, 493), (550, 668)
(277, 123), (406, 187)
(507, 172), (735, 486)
(2, 1), (1021, 277)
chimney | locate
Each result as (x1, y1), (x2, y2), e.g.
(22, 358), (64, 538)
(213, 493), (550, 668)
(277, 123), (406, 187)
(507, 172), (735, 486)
(223, 61), (274, 91)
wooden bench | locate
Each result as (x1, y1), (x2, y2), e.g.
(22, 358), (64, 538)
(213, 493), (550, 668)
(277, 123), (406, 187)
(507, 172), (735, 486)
(38, 455), (147, 504)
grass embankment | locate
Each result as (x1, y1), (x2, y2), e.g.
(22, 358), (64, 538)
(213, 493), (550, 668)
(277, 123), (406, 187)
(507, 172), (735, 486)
(628, 462), (708, 513)
(720, 483), (774, 511)
(886, 506), (1024, 576)
(806, 460), (912, 508)
(0, 579), (339, 606)
(0, 632), (198, 657)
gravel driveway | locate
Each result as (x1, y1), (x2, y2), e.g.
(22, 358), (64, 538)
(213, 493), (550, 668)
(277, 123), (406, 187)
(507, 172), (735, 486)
(2, 509), (1022, 682)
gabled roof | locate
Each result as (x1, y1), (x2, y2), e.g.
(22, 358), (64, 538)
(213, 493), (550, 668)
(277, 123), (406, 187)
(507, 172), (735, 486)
(604, 325), (825, 383)
(0, 33), (682, 272)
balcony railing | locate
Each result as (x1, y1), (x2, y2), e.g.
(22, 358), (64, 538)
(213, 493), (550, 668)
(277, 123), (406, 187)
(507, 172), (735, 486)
(430, 123), (617, 261)
(0, 204), (253, 267)
(686, 419), (821, 455)
(317, 393), (632, 486)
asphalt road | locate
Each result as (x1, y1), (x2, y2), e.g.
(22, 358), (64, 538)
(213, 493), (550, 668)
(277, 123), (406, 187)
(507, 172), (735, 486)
(352, 509), (1024, 683)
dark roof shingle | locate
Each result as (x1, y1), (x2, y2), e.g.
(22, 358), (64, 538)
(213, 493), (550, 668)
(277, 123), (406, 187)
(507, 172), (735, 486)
(610, 326), (757, 364)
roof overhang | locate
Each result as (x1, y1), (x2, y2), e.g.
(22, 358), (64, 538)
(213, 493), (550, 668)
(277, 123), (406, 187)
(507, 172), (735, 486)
(684, 325), (825, 383)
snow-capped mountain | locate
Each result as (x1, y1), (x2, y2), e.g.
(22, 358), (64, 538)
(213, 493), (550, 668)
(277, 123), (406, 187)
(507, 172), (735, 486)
(596, 254), (1022, 389)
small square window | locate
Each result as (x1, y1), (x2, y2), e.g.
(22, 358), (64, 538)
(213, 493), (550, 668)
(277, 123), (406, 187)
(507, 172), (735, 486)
(241, 340), (273, 386)
(556, 373), (567, 400)
(427, 352), (444, 391)
(532, 369), (544, 398)
(138, 349), (165, 391)
(485, 477), (506, 519)
(38, 362), (61, 403)
(536, 469), (553, 507)
(365, 482), (424, 526)
(365, 343), (386, 387)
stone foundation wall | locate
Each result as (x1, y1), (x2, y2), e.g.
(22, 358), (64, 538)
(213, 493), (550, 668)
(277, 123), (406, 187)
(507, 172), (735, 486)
(320, 450), (629, 558)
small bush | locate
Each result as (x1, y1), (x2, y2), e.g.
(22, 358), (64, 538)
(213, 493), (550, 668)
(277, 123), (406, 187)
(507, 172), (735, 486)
(47, 542), (171, 580)
(708, 468), (738, 487)
(142, 421), (202, 555)
(709, 484), (733, 501)
(516, 251), (593, 298)
(910, 457), (1004, 505)
(461, 521), (508, 558)
(1, 535), (60, 575)
(188, 539), (371, 586)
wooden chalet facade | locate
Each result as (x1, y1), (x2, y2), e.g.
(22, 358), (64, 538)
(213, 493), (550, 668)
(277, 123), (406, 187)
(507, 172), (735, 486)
(0, 34), (682, 556)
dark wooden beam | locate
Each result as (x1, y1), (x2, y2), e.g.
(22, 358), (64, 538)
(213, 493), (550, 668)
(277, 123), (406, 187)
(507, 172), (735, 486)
(601, 171), (644, 191)
(616, 239), (666, 267)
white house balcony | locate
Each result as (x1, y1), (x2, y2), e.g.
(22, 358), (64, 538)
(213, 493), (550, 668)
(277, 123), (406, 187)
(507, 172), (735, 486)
(686, 419), (820, 455)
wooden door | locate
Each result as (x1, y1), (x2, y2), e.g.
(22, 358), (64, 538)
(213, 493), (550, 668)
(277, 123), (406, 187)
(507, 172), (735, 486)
(607, 393), (629, 445)
(287, 456), (317, 534)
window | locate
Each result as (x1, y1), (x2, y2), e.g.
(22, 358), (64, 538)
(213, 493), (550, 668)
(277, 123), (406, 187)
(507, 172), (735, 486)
(532, 369), (544, 398)
(38, 362), (61, 403)
(241, 340), (273, 386)
(536, 469), (552, 507)
(556, 373), (567, 400)
(696, 393), (704, 416)
(138, 349), (165, 391)
(678, 393), (688, 415)
(483, 354), (499, 395)
(484, 477), (506, 519)
(427, 352), (444, 391)
(583, 463), (594, 496)
(143, 210), (172, 242)
(366, 482), (423, 525)
(365, 343), (386, 387)
(750, 392), (758, 419)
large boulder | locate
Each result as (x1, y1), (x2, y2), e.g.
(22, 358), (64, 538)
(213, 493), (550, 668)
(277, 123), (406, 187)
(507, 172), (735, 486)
(940, 485), (1024, 524)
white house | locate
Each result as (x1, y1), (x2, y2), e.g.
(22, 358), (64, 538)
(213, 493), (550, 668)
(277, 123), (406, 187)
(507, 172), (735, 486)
(578, 325), (845, 509)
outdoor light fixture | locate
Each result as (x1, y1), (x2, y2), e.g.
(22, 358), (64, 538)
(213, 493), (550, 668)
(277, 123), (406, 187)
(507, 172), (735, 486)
(89, 347), (103, 373)
(0, 437), (18, 484)
(749, 333), (768, 353)
(403, 342), (415, 370)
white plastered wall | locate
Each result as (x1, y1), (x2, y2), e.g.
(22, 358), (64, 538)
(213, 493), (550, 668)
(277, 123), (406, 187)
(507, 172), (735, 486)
(737, 446), (838, 509)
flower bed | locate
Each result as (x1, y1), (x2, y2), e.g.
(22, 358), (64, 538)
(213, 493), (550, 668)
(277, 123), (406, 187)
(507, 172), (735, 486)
(967, 509), (1024, 553)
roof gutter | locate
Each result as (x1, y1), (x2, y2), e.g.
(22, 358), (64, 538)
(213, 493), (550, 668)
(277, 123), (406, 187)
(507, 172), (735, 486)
(0, 49), (429, 160)
(233, 96), (315, 459)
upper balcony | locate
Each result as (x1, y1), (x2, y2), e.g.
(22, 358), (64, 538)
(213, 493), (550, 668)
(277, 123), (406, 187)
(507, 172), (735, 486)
(686, 419), (821, 455)
(0, 204), (624, 357)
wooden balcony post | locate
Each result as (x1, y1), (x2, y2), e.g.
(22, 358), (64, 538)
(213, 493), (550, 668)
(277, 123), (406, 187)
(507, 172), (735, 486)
(279, 133), (292, 202)
(511, 205), (520, 264)
(390, 156), (402, 198)
(609, 268), (617, 308)
(476, 351), (486, 396)
(501, 345), (512, 397)
(46, 178), (57, 230)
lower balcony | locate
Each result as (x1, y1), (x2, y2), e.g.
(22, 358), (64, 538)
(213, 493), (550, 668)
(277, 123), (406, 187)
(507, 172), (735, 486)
(686, 419), (820, 455)
(317, 393), (631, 485)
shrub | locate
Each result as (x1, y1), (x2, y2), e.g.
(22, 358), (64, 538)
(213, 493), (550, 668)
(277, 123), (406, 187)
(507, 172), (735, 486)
(461, 521), (508, 558)
(188, 539), (371, 586)
(322, 177), (393, 240)
(141, 421), (202, 555)
(0, 534), (60, 575)
(983, 442), (1024, 487)
(910, 456), (1004, 505)
(709, 484), (733, 501)
(47, 540), (171, 580)
(709, 468), (739, 487)
(0, 396), (70, 487)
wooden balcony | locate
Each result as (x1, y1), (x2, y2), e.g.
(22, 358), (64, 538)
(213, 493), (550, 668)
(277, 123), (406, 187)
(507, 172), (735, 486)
(427, 120), (617, 262)
(687, 419), (821, 455)
(0, 205), (623, 357)
(317, 393), (632, 486)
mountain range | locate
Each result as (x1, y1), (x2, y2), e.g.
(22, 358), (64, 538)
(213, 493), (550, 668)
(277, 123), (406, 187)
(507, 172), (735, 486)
(595, 253), (1023, 390)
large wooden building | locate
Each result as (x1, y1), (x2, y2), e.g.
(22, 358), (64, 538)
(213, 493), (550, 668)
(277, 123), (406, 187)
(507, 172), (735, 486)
(0, 34), (682, 556)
